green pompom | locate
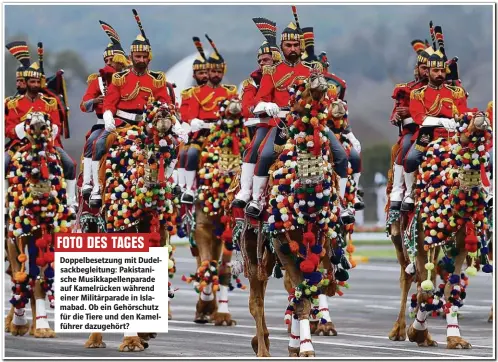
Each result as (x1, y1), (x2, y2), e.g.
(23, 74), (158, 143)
(421, 279), (434, 291)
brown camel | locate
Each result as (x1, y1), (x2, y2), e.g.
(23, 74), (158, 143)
(405, 113), (491, 350)
(85, 104), (180, 351)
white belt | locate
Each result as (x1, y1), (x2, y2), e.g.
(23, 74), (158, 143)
(244, 111), (289, 127)
(402, 117), (414, 126)
(116, 110), (142, 122)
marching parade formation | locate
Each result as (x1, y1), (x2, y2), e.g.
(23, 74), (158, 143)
(3, 5), (494, 358)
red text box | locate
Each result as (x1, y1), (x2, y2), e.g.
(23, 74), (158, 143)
(54, 233), (150, 252)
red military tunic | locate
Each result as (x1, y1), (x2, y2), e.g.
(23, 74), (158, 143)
(80, 72), (105, 119)
(390, 79), (427, 135)
(179, 87), (194, 123)
(187, 84), (238, 122)
(241, 69), (261, 119)
(252, 60), (311, 109)
(103, 68), (171, 123)
(409, 84), (470, 126)
(6, 93), (63, 148)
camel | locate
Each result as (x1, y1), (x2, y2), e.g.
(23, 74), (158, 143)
(5, 112), (76, 338)
(236, 70), (354, 357)
(181, 97), (250, 326)
(84, 102), (182, 351)
(402, 113), (492, 349)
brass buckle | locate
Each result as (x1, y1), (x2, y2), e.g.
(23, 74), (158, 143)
(30, 180), (52, 197)
(458, 168), (481, 189)
(296, 151), (325, 185)
(144, 163), (159, 188)
(218, 148), (241, 172)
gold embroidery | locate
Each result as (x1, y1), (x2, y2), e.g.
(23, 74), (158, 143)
(262, 65), (275, 75)
(87, 73), (99, 84)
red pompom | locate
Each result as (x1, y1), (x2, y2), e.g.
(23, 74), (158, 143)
(300, 260), (315, 273)
(303, 232), (315, 246)
(308, 253), (320, 267)
(43, 234), (53, 243)
(36, 257), (47, 267)
(221, 227), (232, 243)
(44, 251), (54, 264)
(35, 238), (48, 249)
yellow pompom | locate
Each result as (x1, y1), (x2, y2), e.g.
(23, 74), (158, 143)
(421, 279), (434, 291)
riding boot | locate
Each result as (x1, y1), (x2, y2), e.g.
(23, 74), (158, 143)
(400, 171), (415, 212)
(178, 168), (186, 190)
(233, 163), (255, 208)
(389, 164), (404, 211)
(245, 176), (268, 218)
(181, 170), (196, 204)
(352, 172), (365, 210)
(89, 160), (102, 209)
(81, 157), (93, 200)
(339, 177), (355, 224)
(4, 179), (9, 222)
(66, 179), (78, 209)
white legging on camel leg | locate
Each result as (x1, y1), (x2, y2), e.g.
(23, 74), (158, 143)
(200, 284), (214, 302)
(13, 308), (27, 326)
(288, 316), (300, 349)
(299, 319), (314, 353)
(413, 309), (428, 331)
(446, 308), (461, 337)
(217, 285), (229, 314)
(319, 294), (332, 323)
(35, 299), (50, 329)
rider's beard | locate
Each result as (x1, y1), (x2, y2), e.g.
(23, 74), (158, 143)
(17, 87), (26, 95)
(430, 76), (444, 87)
(195, 77), (208, 86)
(285, 51), (300, 63)
(209, 76), (222, 86)
(133, 61), (147, 73)
(27, 85), (41, 95)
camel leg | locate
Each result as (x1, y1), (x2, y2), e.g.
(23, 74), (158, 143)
(85, 333), (106, 348)
(213, 238), (236, 326)
(313, 294), (337, 336)
(29, 296), (36, 336)
(193, 210), (217, 323)
(7, 238), (30, 337)
(32, 279), (55, 338)
(249, 265), (271, 357)
(389, 220), (413, 341)
(488, 305), (493, 323)
(445, 233), (472, 349)
(275, 239), (315, 357)
(283, 271), (294, 333)
(5, 305), (14, 333)
(407, 232), (437, 347)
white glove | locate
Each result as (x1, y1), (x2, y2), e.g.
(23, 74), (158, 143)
(264, 102), (280, 117)
(103, 110), (116, 132)
(171, 121), (189, 144)
(345, 132), (361, 154)
(440, 118), (457, 131)
(190, 118), (206, 133)
(14, 122), (26, 140)
(51, 124), (59, 139)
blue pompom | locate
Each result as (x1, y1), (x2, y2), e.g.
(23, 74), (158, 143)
(311, 245), (322, 254)
(449, 274), (460, 285)
(44, 267), (54, 279)
(482, 264), (493, 273)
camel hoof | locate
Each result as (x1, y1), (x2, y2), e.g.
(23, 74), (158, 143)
(84, 338), (106, 348)
(310, 320), (318, 334)
(314, 321), (337, 336)
(251, 335), (271, 356)
(118, 336), (145, 352)
(447, 336), (472, 349)
(299, 350), (316, 357)
(10, 322), (29, 336)
(168, 313), (172, 320)
(388, 321), (407, 341)
(288, 347), (300, 357)
(34, 328), (56, 338)
(5, 315), (13, 333)
(407, 325), (437, 347)
(194, 312), (210, 324)
(195, 299), (216, 323)
(212, 312), (236, 326)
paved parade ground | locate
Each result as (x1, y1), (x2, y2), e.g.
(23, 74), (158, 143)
(4, 246), (494, 358)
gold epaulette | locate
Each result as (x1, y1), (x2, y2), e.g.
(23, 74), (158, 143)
(7, 96), (20, 110)
(242, 78), (255, 89)
(87, 73), (99, 84)
(410, 86), (426, 101)
(111, 69), (130, 87)
(444, 84), (465, 99)
(181, 87), (193, 99)
(262, 65), (276, 75)
(487, 101), (493, 111)
(395, 82), (408, 89)
(222, 84), (238, 96)
(40, 95), (58, 112)
(148, 70), (166, 88)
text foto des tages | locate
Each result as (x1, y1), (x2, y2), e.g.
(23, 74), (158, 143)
(57, 235), (145, 249)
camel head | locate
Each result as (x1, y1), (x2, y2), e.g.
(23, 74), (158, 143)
(25, 112), (51, 144)
(308, 71), (328, 101)
(220, 97), (242, 120)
